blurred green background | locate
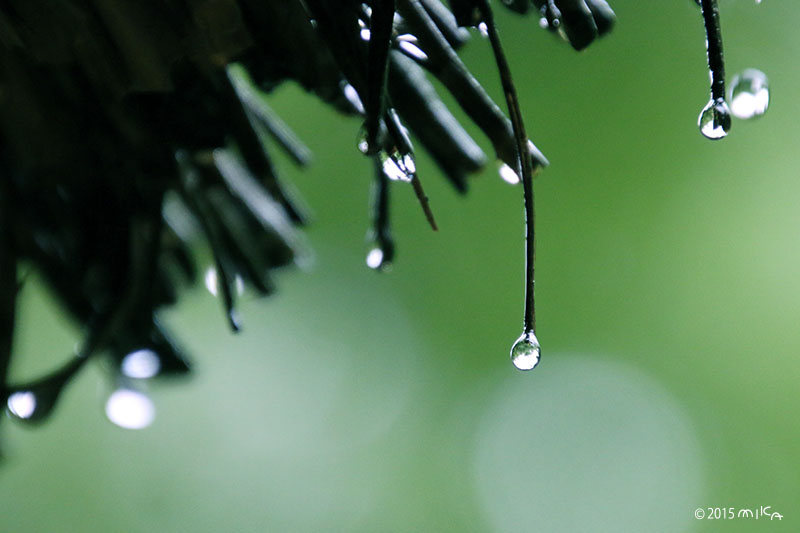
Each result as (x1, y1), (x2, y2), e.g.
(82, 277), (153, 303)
(1, 1), (798, 531)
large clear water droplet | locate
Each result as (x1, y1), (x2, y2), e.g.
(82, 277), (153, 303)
(729, 68), (769, 120)
(510, 331), (541, 371)
(698, 98), (732, 140)
(105, 388), (156, 430)
(379, 150), (415, 183)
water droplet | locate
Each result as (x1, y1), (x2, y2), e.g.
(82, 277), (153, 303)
(538, 2), (561, 30)
(7, 391), (37, 420)
(498, 163), (520, 185)
(365, 246), (392, 271)
(698, 98), (731, 140)
(357, 127), (373, 155)
(478, 22), (489, 38)
(379, 150), (414, 182)
(121, 349), (161, 379)
(510, 331), (541, 371)
(360, 28), (371, 41)
(7, 386), (62, 424)
(5, 357), (84, 424)
(729, 68), (769, 120)
(105, 389), (155, 429)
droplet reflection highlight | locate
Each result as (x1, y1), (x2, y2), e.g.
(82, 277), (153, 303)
(105, 389), (156, 430)
(121, 349), (161, 379)
(510, 331), (541, 371)
(698, 98), (731, 140)
(397, 35), (428, 62)
(342, 83), (365, 114)
(729, 69), (769, 120)
(204, 267), (244, 297)
(7, 391), (37, 419)
(366, 247), (389, 270)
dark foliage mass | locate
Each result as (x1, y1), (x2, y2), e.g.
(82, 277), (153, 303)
(0, 1), (615, 428)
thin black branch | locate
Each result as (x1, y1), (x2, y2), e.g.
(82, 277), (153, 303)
(478, 0), (536, 333)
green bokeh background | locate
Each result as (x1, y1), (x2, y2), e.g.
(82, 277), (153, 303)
(1, 2), (798, 531)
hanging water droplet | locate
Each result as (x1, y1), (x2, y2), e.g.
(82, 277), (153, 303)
(698, 98), (732, 140)
(7, 391), (37, 420)
(365, 246), (392, 271)
(729, 68), (769, 120)
(478, 22), (489, 38)
(121, 349), (161, 379)
(105, 388), (156, 430)
(5, 357), (84, 424)
(7, 387), (62, 424)
(510, 331), (541, 371)
(357, 127), (373, 155)
(366, 246), (384, 269)
(380, 150), (414, 183)
(538, 2), (561, 30)
(498, 162), (521, 185)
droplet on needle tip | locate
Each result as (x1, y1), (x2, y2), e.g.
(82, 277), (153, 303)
(510, 331), (541, 371)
